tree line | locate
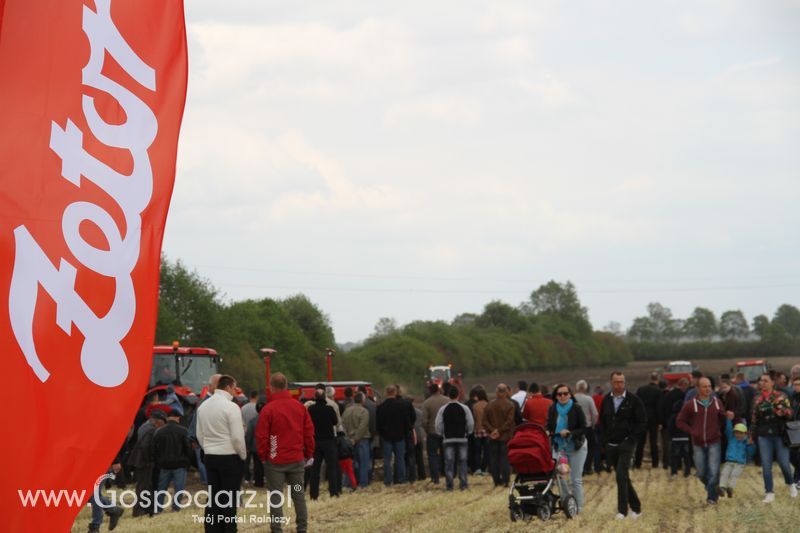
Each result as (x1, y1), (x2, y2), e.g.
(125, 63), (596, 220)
(154, 260), (630, 392)
(154, 256), (797, 392)
(624, 302), (800, 361)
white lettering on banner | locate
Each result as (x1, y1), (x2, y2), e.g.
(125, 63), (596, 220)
(8, 0), (159, 387)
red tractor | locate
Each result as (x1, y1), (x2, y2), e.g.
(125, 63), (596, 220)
(734, 359), (770, 384)
(663, 360), (694, 386)
(147, 342), (222, 420)
(424, 364), (463, 399)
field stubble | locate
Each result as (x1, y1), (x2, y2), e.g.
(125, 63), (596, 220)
(72, 464), (800, 532)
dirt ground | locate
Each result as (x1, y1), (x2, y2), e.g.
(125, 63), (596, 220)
(462, 355), (799, 396)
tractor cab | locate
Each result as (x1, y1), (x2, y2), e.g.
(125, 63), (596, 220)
(735, 359), (770, 384)
(148, 344), (221, 408)
(428, 365), (452, 386)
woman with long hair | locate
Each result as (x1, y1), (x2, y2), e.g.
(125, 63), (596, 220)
(750, 372), (796, 502)
(546, 384), (588, 513)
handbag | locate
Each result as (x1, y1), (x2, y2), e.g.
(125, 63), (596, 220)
(784, 420), (800, 448)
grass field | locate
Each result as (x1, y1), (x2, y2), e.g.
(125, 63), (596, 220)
(72, 464), (800, 532)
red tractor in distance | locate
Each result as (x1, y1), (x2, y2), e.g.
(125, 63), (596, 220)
(147, 342), (222, 421)
(424, 364), (463, 399)
(662, 360), (694, 386)
(734, 359), (771, 384)
(261, 347), (375, 402)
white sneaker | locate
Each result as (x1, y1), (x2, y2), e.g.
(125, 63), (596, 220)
(630, 511), (642, 520)
(615, 513), (626, 520)
(763, 492), (775, 503)
(790, 484), (798, 498)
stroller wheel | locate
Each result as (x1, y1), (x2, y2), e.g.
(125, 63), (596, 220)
(562, 495), (578, 519)
(536, 504), (552, 522)
(509, 507), (524, 522)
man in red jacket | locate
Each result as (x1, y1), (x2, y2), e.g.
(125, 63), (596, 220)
(676, 377), (728, 505)
(256, 373), (315, 533)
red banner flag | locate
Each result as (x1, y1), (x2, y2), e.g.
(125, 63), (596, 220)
(0, 0), (187, 530)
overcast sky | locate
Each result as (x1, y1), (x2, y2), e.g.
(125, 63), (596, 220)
(164, 0), (800, 343)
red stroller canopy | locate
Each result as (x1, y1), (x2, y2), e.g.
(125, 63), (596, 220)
(507, 423), (554, 474)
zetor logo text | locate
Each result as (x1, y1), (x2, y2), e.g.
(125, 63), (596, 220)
(8, 0), (158, 388)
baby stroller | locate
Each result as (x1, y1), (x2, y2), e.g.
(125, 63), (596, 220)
(507, 423), (578, 522)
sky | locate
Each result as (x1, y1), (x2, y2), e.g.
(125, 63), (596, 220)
(164, 0), (800, 343)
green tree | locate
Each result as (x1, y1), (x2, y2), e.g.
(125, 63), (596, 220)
(719, 310), (749, 339)
(627, 303), (678, 342)
(627, 316), (655, 341)
(523, 281), (591, 338)
(683, 307), (718, 340)
(773, 304), (800, 338)
(372, 317), (398, 339)
(752, 314), (770, 339)
(451, 313), (478, 327)
(156, 256), (222, 345)
(280, 294), (336, 350)
(476, 301), (528, 332)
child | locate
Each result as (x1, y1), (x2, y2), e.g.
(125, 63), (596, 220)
(719, 420), (756, 497)
(337, 431), (357, 490)
(668, 397), (692, 477)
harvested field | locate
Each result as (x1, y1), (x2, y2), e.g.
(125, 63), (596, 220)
(463, 356), (799, 394)
(72, 464), (800, 532)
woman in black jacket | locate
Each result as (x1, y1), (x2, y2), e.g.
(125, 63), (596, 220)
(546, 384), (588, 513)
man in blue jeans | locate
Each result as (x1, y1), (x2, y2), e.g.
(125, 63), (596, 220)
(435, 386), (474, 490)
(677, 377), (729, 505)
(153, 409), (193, 512)
(89, 451), (125, 533)
(376, 385), (412, 485)
(343, 392), (372, 487)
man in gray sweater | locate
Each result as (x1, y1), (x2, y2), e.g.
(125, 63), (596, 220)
(421, 384), (449, 484)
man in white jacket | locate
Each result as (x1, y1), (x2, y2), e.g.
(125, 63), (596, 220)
(196, 374), (247, 532)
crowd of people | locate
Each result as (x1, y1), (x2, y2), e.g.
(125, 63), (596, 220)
(88, 364), (800, 532)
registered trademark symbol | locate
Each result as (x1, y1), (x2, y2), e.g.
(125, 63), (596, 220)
(293, 484), (302, 492)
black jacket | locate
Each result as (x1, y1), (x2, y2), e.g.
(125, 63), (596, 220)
(309, 400), (339, 440)
(600, 391), (647, 445)
(545, 401), (587, 450)
(376, 397), (413, 443)
(636, 383), (662, 427)
(152, 421), (192, 469)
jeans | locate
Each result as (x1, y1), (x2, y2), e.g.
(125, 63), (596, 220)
(157, 467), (187, 511)
(606, 440), (641, 516)
(757, 435), (794, 493)
(90, 492), (111, 527)
(265, 461), (307, 533)
(488, 440), (510, 486)
(692, 442), (721, 502)
(561, 442), (588, 512)
(444, 442), (468, 490)
(670, 440), (692, 476)
(195, 447), (208, 484)
(426, 434), (443, 483)
(354, 439), (371, 487)
(383, 439), (406, 485)
(203, 454), (243, 533)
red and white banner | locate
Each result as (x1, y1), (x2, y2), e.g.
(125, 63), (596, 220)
(0, 0), (187, 530)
